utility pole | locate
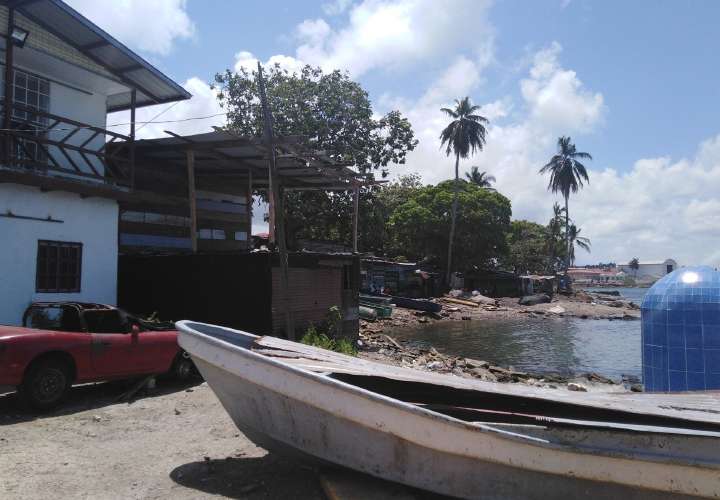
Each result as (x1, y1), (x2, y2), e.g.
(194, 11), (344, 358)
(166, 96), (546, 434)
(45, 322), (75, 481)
(257, 62), (294, 339)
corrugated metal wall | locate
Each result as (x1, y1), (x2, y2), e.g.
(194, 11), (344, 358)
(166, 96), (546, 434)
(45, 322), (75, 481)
(271, 267), (342, 335)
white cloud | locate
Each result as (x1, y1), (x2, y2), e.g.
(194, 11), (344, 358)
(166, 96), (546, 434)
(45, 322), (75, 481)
(66, 0), (195, 55)
(520, 42), (605, 133)
(233, 51), (305, 75)
(381, 41), (720, 267)
(295, 0), (494, 77)
(109, 77), (224, 139)
(322, 0), (354, 16)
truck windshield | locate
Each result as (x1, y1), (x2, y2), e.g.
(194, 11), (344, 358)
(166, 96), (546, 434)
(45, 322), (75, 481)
(24, 306), (83, 331)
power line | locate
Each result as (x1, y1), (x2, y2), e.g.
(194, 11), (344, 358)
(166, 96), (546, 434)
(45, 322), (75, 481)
(0, 110), (228, 133)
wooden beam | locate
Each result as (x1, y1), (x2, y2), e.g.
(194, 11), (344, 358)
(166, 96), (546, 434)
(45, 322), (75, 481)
(352, 183), (360, 253)
(3, 7), (14, 164)
(258, 62), (294, 340)
(247, 168), (253, 240)
(130, 89), (136, 189)
(186, 150), (198, 253)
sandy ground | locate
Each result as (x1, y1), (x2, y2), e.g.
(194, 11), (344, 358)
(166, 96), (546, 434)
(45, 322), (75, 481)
(0, 380), (326, 500)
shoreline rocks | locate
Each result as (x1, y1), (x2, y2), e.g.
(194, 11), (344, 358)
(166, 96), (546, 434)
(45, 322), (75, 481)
(358, 329), (630, 392)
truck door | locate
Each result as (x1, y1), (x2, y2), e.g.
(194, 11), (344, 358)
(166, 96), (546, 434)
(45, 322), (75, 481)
(86, 309), (136, 377)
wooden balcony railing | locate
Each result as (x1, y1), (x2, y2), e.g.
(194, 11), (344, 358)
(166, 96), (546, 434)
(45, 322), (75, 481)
(0, 102), (134, 187)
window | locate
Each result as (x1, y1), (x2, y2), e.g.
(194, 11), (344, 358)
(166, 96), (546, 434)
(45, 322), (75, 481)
(23, 305), (82, 331)
(36, 240), (82, 293)
(0, 68), (50, 163)
(198, 228), (226, 240)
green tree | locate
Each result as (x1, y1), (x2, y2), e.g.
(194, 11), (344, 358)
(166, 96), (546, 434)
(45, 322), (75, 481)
(567, 224), (591, 265)
(215, 64), (417, 175)
(215, 64), (418, 250)
(389, 180), (511, 271)
(502, 220), (548, 274)
(282, 174), (423, 253)
(465, 166), (496, 189)
(440, 97), (489, 284)
(539, 136), (591, 272)
(628, 257), (640, 278)
(546, 202), (566, 273)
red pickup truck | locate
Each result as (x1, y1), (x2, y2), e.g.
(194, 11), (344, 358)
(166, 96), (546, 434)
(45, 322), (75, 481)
(0, 302), (193, 409)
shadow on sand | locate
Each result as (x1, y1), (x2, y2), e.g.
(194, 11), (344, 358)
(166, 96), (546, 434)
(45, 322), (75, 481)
(169, 454), (325, 499)
(0, 376), (202, 424)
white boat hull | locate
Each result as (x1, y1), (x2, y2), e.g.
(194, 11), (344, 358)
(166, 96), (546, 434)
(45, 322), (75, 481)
(178, 321), (720, 499)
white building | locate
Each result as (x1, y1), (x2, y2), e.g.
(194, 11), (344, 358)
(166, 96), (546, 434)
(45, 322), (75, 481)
(0, 0), (189, 325)
(618, 259), (678, 281)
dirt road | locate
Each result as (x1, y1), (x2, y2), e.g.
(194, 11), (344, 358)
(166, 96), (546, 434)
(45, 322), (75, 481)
(0, 381), (325, 499)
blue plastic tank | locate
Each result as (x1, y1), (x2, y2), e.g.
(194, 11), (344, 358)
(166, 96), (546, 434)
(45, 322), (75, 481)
(641, 266), (720, 391)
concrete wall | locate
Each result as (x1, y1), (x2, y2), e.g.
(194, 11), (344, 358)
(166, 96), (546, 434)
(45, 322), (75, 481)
(0, 184), (118, 326)
(619, 260), (678, 279)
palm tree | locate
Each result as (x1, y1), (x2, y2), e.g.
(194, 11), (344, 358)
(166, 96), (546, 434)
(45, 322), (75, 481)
(440, 97), (489, 284)
(546, 202), (566, 272)
(628, 257), (640, 278)
(465, 166), (495, 189)
(567, 224), (591, 266)
(539, 136), (591, 272)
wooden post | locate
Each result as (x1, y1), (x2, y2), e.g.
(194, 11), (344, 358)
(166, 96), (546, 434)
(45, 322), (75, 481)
(186, 149), (198, 253)
(129, 89), (136, 188)
(4, 8), (15, 165)
(247, 168), (252, 248)
(352, 183), (360, 253)
(257, 62), (294, 339)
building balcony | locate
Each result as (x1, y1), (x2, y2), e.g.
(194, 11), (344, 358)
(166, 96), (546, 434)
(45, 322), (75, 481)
(0, 102), (134, 195)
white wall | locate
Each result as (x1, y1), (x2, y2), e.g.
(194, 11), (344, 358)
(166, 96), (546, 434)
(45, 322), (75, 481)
(0, 184), (118, 326)
(48, 82), (108, 175)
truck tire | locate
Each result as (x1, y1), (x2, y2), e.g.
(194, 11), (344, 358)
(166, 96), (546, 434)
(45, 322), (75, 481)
(171, 351), (197, 381)
(20, 359), (72, 410)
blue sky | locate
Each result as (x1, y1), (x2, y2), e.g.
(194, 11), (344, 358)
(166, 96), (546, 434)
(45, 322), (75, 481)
(71, 0), (720, 266)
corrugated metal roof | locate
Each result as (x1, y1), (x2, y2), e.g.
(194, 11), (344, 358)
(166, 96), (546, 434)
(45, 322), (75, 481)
(4, 0), (190, 111)
(129, 130), (367, 190)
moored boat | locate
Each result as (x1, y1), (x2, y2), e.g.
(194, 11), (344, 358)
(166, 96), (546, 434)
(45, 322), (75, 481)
(177, 320), (720, 499)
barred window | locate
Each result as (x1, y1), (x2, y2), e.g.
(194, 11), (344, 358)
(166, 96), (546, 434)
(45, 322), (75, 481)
(0, 68), (50, 163)
(36, 240), (82, 293)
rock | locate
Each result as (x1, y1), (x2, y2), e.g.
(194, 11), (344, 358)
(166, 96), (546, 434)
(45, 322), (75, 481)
(630, 383), (644, 392)
(518, 294), (551, 306)
(594, 290), (621, 296)
(547, 305), (566, 315)
(585, 372), (614, 385)
(467, 293), (497, 306)
(461, 316), (471, 320)
(426, 361), (443, 370)
(567, 382), (588, 392)
(174, 408), (181, 415)
(92, 415), (101, 422)
(470, 367), (498, 382)
(452, 368), (465, 377)
(464, 358), (490, 369)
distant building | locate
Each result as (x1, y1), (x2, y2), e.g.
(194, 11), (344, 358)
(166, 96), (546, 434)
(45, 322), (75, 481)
(567, 266), (623, 284)
(618, 259), (678, 280)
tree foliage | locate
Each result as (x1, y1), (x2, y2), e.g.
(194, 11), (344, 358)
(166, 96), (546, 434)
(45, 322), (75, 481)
(539, 136), (592, 271)
(465, 166), (496, 188)
(388, 180), (511, 271)
(439, 96), (489, 281)
(502, 220), (548, 275)
(215, 64), (417, 176)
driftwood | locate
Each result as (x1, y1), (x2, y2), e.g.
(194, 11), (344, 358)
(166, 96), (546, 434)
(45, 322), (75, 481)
(441, 297), (479, 308)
